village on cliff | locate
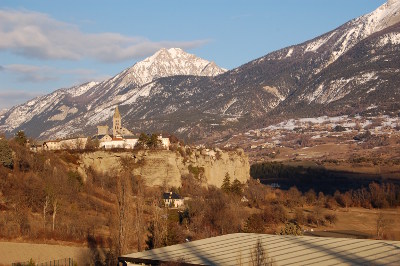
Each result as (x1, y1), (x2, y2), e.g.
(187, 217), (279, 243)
(30, 106), (171, 151)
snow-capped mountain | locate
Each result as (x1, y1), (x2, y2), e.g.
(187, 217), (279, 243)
(0, 48), (226, 139)
(117, 48), (226, 88)
(1, 1), (400, 141)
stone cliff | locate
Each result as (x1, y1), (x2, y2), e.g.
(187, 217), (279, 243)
(77, 148), (250, 187)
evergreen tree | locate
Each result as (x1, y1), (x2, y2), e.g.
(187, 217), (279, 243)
(221, 172), (231, 193)
(136, 133), (149, 149)
(14, 130), (27, 146)
(231, 179), (243, 195)
(147, 133), (161, 149)
(0, 139), (13, 168)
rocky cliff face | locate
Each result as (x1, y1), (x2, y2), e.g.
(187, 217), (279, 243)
(77, 148), (249, 188)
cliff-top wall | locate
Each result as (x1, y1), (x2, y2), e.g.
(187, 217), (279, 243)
(77, 148), (250, 188)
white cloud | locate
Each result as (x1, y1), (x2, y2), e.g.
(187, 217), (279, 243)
(0, 90), (43, 109)
(0, 9), (208, 62)
(1, 63), (108, 84)
(1, 64), (56, 82)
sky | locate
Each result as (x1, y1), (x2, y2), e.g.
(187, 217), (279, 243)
(0, 0), (387, 110)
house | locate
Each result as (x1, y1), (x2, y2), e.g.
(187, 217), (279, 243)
(29, 141), (44, 152)
(59, 137), (87, 150)
(100, 138), (125, 149)
(43, 140), (61, 150)
(124, 136), (138, 149)
(163, 192), (184, 208)
(97, 125), (109, 135)
(158, 134), (170, 150)
(43, 137), (87, 151)
(92, 134), (112, 142)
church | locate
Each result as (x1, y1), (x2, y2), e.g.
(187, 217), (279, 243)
(94, 106), (170, 150)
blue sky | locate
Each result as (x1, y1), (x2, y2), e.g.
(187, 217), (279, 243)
(0, 0), (387, 109)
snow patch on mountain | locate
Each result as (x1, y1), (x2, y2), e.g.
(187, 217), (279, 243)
(222, 98), (238, 114)
(302, 1), (400, 73)
(65, 81), (99, 97)
(116, 48), (226, 88)
(378, 32), (400, 45)
(305, 32), (336, 53)
(285, 48), (294, 58)
(304, 72), (379, 104)
(124, 83), (154, 104)
(4, 90), (65, 130)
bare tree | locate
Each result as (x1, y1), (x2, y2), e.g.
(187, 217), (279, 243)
(135, 194), (145, 251)
(132, 174), (145, 251)
(147, 205), (168, 249)
(250, 239), (274, 266)
(43, 195), (49, 230)
(116, 170), (132, 255)
(376, 212), (392, 239)
(52, 199), (57, 231)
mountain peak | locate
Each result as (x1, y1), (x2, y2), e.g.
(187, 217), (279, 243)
(118, 48), (226, 87)
(363, 0), (400, 33)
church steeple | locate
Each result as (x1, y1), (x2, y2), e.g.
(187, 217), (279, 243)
(113, 106), (122, 137)
(114, 105), (121, 119)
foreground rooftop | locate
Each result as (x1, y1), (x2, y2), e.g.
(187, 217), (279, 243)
(120, 233), (400, 265)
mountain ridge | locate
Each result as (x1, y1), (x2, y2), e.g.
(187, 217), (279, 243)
(1, 1), (400, 141)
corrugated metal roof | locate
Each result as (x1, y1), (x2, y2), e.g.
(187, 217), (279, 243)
(119, 233), (400, 265)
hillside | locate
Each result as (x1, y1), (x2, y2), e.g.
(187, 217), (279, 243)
(1, 138), (399, 264)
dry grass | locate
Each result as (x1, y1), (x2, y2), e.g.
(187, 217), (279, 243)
(304, 207), (400, 240)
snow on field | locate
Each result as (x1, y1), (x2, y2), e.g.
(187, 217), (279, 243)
(258, 115), (400, 133)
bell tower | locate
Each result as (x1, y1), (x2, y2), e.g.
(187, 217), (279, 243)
(113, 106), (122, 137)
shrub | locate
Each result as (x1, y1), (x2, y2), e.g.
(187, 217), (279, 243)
(187, 165), (205, 181)
(60, 151), (80, 164)
(0, 139), (13, 168)
(263, 204), (288, 224)
(324, 213), (338, 225)
(67, 170), (83, 191)
(294, 208), (306, 225)
(279, 222), (302, 236)
(244, 213), (265, 233)
(333, 125), (346, 132)
(177, 147), (186, 158)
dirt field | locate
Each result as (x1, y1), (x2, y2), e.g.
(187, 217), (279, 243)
(306, 207), (400, 240)
(0, 241), (94, 265)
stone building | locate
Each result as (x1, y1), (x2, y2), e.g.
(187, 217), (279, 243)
(112, 106), (133, 137)
(113, 106), (122, 136)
